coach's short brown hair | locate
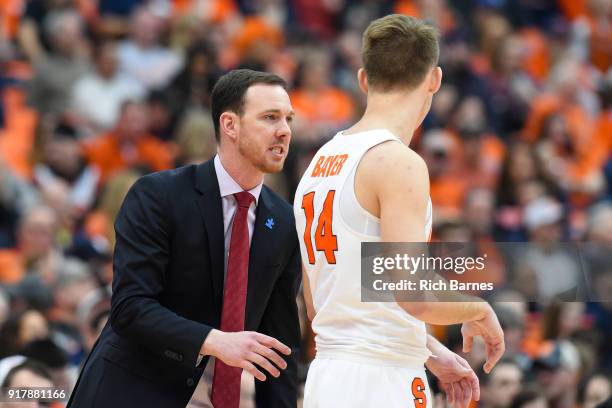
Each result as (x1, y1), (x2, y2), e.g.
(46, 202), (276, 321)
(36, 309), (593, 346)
(362, 14), (439, 91)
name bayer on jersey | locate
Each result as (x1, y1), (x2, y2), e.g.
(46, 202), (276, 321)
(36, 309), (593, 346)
(372, 279), (494, 292)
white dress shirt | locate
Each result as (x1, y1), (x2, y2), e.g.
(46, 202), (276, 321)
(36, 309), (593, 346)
(187, 155), (263, 408)
(214, 155), (262, 275)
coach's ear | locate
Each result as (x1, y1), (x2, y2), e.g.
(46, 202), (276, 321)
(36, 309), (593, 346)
(220, 111), (240, 143)
(357, 68), (369, 95)
(428, 66), (442, 94)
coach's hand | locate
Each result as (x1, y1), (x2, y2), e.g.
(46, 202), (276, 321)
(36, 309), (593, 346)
(426, 336), (479, 408)
(461, 305), (505, 374)
(201, 329), (291, 381)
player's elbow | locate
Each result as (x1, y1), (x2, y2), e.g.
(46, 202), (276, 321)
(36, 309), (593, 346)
(397, 301), (428, 320)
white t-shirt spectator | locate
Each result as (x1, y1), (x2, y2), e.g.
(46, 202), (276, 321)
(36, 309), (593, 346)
(70, 72), (146, 133)
(117, 40), (183, 90)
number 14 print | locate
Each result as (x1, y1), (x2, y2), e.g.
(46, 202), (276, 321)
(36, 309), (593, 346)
(301, 191), (338, 264)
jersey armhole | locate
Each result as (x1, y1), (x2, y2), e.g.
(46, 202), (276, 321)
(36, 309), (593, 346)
(337, 138), (403, 239)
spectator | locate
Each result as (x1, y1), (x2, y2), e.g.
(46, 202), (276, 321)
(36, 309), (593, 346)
(0, 287), (8, 326)
(68, 40), (145, 137)
(16, 0), (78, 62)
(579, 373), (612, 408)
(479, 358), (524, 408)
(0, 206), (63, 285)
(290, 50), (355, 142)
(0, 359), (55, 408)
(81, 101), (174, 182)
(164, 41), (220, 115)
(533, 341), (582, 408)
(463, 188), (496, 240)
(0, 309), (49, 359)
(116, 6), (182, 90)
(535, 113), (604, 198)
(1, 359), (54, 388)
(510, 386), (548, 408)
(49, 258), (97, 328)
(33, 123), (99, 231)
(452, 96), (505, 190)
(173, 111), (216, 166)
(26, 10), (90, 117)
(20, 338), (75, 392)
(421, 128), (466, 222)
(0, 158), (40, 248)
(83, 169), (141, 250)
(146, 90), (178, 142)
(514, 196), (582, 302)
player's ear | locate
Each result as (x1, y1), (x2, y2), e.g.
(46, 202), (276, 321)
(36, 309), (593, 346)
(357, 68), (369, 95)
(428, 66), (442, 94)
(220, 111), (240, 142)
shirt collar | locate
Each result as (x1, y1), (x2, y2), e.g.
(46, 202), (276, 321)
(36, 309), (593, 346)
(214, 155), (262, 204)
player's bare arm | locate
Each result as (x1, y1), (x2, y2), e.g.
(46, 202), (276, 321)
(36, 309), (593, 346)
(302, 263), (316, 321)
(356, 140), (505, 372)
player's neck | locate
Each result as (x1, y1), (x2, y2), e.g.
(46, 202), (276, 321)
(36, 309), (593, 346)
(347, 92), (424, 145)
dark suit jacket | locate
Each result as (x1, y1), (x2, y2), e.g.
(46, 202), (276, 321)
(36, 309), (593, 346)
(68, 159), (302, 408)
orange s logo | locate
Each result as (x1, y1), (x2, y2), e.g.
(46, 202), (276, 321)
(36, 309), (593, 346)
(412, 377), (427, 408)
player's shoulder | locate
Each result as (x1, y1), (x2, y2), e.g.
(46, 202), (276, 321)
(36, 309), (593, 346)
(360, 138), (428, 180)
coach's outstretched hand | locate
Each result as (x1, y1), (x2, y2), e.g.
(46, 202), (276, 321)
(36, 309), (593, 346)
(426, 335), (479, 408)
(201, 329), (291, 381)
(461, 305), (505, 374)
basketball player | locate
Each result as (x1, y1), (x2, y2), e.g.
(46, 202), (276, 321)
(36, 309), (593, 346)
(293, 15), (505, 408)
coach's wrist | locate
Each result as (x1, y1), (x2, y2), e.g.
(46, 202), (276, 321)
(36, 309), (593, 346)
(201, 329), (222, 358)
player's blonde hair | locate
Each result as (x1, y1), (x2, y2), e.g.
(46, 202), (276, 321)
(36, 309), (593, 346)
(362, 14), (439, 91)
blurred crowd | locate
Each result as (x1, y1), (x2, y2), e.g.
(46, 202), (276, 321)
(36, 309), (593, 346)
(0, 0), (610, 407)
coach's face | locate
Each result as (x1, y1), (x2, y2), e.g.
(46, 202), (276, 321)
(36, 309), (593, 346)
(237, 84), (293, 173)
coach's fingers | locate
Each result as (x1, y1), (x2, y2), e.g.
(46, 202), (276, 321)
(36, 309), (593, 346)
(456, 356), (480, 401)
(443, 382), (454, 406)
(248, 352), (280, 378)
(253, 343), (287, 370)
(451, 382), (463, 408)
(460, 378), (472, 408)
(256, 333), (291, 355)
(468, 368), (480, 401)
(242, 361), (266, 382)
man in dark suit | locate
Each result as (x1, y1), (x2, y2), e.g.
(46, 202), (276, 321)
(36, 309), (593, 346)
(68, 69), (301, 408)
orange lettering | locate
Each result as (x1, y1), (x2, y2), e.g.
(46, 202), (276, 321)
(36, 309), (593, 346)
(331, 154), (348, 176)
(324, 155), (340, 177)
(311, 156), (325, 177)
(311, 154), (350, 177)
(412, 377), (427, 408)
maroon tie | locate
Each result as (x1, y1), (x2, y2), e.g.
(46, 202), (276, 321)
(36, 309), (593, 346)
(211, 191), (255, 408)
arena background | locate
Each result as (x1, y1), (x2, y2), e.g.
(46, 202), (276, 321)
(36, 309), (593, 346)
(0, 0), (610, 407)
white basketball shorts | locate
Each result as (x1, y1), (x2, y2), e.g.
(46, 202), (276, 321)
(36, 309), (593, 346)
(304, 356), (431, 408)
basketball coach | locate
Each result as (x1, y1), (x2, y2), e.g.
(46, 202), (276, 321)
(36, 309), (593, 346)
(67, 69), (301, 408)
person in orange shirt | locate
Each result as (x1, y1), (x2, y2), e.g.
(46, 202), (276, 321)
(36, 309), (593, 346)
(420, 128), (467, 221)
(0, 206), (63, 285)
(290, 51), (355, 142)
(82, 100), (174, 183)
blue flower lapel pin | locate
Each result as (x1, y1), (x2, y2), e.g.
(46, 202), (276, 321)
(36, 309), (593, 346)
(265, 218), (275, 230)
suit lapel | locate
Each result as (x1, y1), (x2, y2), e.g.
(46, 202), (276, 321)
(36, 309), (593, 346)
(194, 159), (225, 314)
(245, 187), (279, 329)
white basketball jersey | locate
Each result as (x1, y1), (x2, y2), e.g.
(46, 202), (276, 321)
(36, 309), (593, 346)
(294, 129), (433, 367)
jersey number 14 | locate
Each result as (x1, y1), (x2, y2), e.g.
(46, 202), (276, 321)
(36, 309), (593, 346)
(301, 191), (338, 264)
